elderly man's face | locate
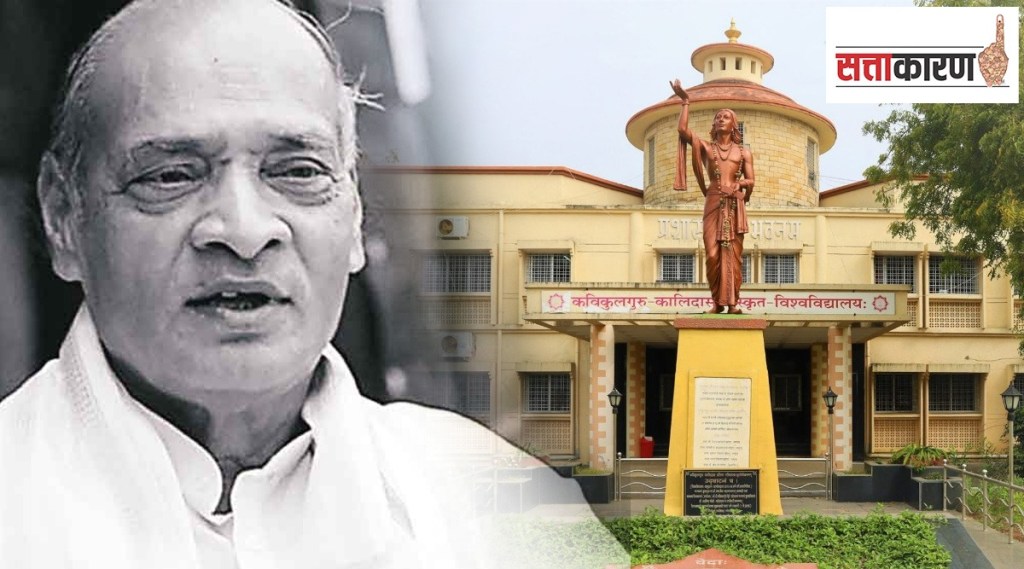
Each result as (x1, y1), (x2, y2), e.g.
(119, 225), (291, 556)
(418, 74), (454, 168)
(45, 3), (364, 398)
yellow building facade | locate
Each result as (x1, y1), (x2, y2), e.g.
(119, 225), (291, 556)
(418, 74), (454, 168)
(378, 25), (1024, 474)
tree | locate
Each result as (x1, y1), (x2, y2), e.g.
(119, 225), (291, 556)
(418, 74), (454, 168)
(863, 0), (1024, 309)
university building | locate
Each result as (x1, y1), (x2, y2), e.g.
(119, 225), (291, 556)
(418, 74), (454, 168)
(380, 23), (1024, 474)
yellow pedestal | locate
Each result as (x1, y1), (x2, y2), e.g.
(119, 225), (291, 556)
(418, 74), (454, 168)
(663, 317), (783, 516)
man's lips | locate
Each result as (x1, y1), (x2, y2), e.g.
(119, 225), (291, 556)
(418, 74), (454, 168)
(185, 280), (292, 312)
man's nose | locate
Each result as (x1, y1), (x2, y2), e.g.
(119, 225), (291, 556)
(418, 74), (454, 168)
(189, 167), (291, 260)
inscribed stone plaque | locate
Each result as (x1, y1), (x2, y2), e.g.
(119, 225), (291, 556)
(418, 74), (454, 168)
(691, 376), (751, 468)
(683, 470), (759, 515)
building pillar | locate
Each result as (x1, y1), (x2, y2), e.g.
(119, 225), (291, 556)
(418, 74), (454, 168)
(588, 322), (616, 471)
(810, 343), (829, 458)
(625, 342), (647, 457)
(827, 325), (853, 471)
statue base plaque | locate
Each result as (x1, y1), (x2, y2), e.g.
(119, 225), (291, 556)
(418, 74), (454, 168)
(663, 317), (783, 516)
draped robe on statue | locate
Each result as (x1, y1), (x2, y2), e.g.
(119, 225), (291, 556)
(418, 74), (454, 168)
(675, 135), (749, 308)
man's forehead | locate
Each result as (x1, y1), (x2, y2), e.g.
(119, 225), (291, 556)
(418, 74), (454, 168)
(94, 0), (336, 88)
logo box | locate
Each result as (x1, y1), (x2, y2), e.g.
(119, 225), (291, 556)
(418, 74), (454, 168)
(826, 7), (1019, 103)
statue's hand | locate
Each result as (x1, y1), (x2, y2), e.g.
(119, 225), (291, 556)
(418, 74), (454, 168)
(670, 79), (688, 102)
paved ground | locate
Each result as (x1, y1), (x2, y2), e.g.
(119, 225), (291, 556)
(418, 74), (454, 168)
(527, 497), (1021, 569)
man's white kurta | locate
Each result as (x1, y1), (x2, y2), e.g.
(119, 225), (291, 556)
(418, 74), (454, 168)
(0, 308), (627, 568)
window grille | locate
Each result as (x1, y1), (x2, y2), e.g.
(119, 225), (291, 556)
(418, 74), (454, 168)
(736, 122), (745, 144)
(875, 373), (916, 412)
(874, 255), (916, 292)
(928, 256), (978, 295)
(527, 253), (571, 283)
(646, 137), (655, 187)
(1013, 373), (1024, 394)
(421, 253), (490, 293)
(770, 374), (802, 411)
(928, 373), (978, 412)
(742, 253), (752, 284)
(523, 373), (571, 413)
(806, 138), (818, 189)
(659, 254), (696, 283)
(763, 254), (798, 284)
(416, 371), (491, 424)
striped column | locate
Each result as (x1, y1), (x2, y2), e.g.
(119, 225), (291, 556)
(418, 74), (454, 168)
(625, 342), (647, 457)
(826, 325), (853, 471)
(810, 343), (829, 457)
(588, 323), (616, 471)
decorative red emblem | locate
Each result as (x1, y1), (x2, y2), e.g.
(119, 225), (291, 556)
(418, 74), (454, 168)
(547, 293), (566, 311)
(872, 295), (889, 312)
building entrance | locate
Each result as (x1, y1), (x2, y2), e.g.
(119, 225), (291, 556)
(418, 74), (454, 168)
(643, 346), (811, 457)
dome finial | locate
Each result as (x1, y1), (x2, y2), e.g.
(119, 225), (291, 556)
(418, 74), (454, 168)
(725, 18), (741, 43)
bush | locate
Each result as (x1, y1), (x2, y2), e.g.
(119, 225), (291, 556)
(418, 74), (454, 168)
(890, 443), (948, 470)
(601, 508), (951, 569)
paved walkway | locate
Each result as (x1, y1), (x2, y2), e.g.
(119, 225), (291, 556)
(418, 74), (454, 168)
(527, 497), (1020, 569)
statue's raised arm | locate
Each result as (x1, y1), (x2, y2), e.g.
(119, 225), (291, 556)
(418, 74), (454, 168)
(670, 78), (707, 194)
(670, 79), (695, 145)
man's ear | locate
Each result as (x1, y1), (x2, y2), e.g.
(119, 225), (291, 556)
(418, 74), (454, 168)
(348, 189), (366, 274)
(37, 153), (84, 282)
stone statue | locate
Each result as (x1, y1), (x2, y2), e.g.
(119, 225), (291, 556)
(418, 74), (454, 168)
(671, 79), (755, 314)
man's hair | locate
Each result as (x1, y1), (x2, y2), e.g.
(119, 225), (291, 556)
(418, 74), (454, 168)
(44, 0), (360, 203)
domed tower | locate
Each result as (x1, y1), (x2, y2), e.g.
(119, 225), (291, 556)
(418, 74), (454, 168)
(626, 21), (836, 208)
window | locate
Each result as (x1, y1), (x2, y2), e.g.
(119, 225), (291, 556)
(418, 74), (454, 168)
(742, 253), (752, 284)
(646, 137), (655, 187)
(736, 122), (745, 143)
(770, 374), (802, 411)
(763, 254), (798, 284)
(928, 256), (979, 294)
(874, 255), (916, 293)
(421, 252), (490, 293)
(806, 138), (818, 190)
(875, 373), (916, 412)
(735, 57), (742, 70)
(1013, 373), (1024, 394)
(523, 373), (571, 413)
(527, 253), (571, 283)
(660, 254), (696, 283)
(929, 373), (978, 412)
(416, 371), (491, 424)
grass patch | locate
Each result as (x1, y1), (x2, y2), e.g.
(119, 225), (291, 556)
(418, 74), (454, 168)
(602, 508), (951, 569)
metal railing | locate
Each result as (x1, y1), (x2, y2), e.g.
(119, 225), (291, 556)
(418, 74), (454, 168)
(616, 454), (667, 499)
(778, 455), (829, 498)
(942, 460), (1023, 545)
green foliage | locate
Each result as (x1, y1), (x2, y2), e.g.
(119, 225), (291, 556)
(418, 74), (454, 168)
(890, 443), (950, 470)
(962, 473), (1024, 534)
(1016, 406), (1024, 478)
(486, 518), (630, 569)
(601, 508), (951, 569)
(863, 1), (1024, 350)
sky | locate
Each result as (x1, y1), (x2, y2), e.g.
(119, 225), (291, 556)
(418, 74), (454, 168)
(417, 0), (914, 190)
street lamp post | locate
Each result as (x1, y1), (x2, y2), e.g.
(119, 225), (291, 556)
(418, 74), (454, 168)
(1000, 383), (1021, 544)
(607, 388), (623, 501)
(822, 386), (838, 500)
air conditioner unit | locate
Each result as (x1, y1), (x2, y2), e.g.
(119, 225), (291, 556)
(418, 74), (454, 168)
(435, 216), (469, 239)
(438, 332), (474, 359)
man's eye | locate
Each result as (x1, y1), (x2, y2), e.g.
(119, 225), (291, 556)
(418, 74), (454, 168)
(145, 169), (197, 184)
(126, 164), (205, 203)
(265, 160), (332, 180)
(263, 159), (337, 200)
